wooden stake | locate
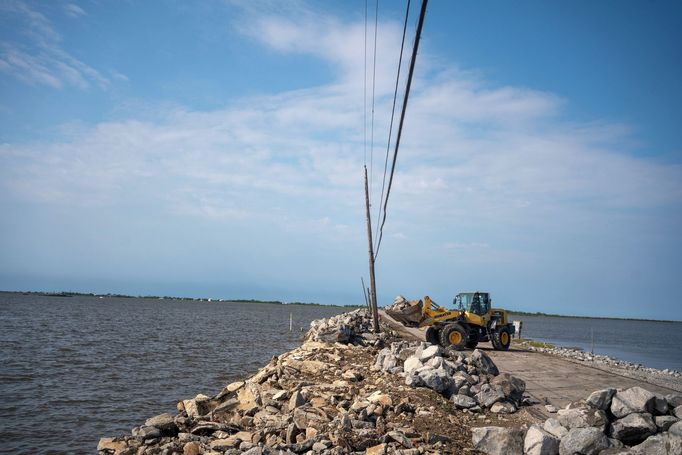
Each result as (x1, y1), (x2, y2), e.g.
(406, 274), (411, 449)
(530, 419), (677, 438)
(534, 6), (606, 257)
(364, 166), (380, 332)
(361, 277), (370, 312)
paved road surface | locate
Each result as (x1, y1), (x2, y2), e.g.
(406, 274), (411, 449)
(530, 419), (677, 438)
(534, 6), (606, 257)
(380, 310), (678, 420)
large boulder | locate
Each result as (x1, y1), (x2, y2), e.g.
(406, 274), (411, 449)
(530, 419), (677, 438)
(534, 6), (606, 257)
(524, 424), (560, 455)
(490, 401), (517, 414)
(475, 383), (506, 408)
(628, 431), (682, 455)
(654, 415), (678, 432)
(585, 388), (616, 411)
(403, 356), (423, 374)
(543, 418), (569, 439)
(609, 412), (657, 445)
(418, 368), (453, 394)
(559, 427), (609, 455)
(420, 344), (442, 362)
(490, 372), (526, 401)
(557, 406), (608, 430)
(292, 406), (329, 430)
(471, 426), (525, 455)
(316, 325), (352, 343)
(452, 394), (477, 409)
(669, 420), (682, 437)
(144, 413), (177, 433)
(666, 394), (682, 408)
(653, 396), (669, 415)
(610, 387), (656, 418)
(674, 405), (682, 419)
(470, 349), (499, 376)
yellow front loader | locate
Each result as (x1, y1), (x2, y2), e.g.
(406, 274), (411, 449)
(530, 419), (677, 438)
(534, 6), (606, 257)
(386, 292), (515, 350)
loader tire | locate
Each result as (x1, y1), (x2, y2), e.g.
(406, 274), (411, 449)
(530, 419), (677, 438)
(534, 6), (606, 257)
(492, 326), (511, 351)
(439, 323), (468, 350)
(425, 327), (440, 345)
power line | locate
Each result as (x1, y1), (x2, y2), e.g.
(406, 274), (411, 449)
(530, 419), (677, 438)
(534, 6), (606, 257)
(375, 0), (428, 258)
(374, 0), (411, 258)
(363, 0), (368, 167)
(369, 0), (379, 206)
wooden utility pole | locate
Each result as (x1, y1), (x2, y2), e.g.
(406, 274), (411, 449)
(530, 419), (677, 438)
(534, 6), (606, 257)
(364, 166), (380, 332)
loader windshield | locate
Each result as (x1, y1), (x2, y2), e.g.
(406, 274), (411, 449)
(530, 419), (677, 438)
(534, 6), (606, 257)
(455, 293), (489, 315)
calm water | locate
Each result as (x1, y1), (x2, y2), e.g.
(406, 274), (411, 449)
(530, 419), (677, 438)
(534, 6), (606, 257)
(0, 294), (348, 454)
(514, 314), (682, 372)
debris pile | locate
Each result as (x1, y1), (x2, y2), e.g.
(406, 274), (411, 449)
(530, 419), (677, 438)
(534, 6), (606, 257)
(98, 312), (500, 455)
(374, 341), (533, 414)
(472, 386), (682, 455)
(303, 308), (388, 346)
(384, 296), (416, 312)
(384, 296), (425, 326)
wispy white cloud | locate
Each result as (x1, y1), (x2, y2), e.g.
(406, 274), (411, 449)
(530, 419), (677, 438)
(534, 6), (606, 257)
(63, 3), (86, 18)
(1, 2), (680, 270)
(0, 0), (108, 89)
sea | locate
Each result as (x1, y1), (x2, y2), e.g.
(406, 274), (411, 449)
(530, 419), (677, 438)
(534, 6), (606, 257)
(0, 293), (348, 454)
(1, 293), (681, 454)
(511, 313), (682, 372)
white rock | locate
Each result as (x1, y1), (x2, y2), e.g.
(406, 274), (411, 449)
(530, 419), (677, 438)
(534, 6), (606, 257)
(543, 418), (568, 439)
(610, 387), (656, 418)
(403, 356), (423, 374)
(559, 427), (608, 455)
(420, 345), (441, 362)
(524, 424), (560, 455)
(471, 426), (525, 455)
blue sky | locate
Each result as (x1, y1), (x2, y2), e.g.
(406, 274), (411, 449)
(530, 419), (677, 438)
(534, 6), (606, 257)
(1, 0), (681, 319)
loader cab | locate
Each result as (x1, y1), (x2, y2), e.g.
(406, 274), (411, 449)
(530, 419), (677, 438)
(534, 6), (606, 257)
(454, 292), (490, 316)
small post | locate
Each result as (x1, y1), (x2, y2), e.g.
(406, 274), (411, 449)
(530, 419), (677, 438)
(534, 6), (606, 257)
(289, 312), (293, 332)
(361, 277), (370, 311)
(591, 327), (594, 356)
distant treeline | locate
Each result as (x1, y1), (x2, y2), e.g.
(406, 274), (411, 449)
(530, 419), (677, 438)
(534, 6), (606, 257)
(509, 310), (679, 324)
(1, 290), (364, 308)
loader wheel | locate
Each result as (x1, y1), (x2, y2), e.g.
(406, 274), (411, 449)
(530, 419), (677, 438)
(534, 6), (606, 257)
(425, 327), (440, 345)
(439, 324), (468, 350)
(492, 327), (511, 351)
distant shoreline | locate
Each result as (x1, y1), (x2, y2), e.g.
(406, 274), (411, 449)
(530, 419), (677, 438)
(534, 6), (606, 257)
(507, 309), (680, 324)
(2, 290), (678, 322)
(0, 290), (364, 309)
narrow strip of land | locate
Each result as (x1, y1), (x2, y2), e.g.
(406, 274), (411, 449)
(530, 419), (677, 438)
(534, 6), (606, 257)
(379, 310), (679, 420)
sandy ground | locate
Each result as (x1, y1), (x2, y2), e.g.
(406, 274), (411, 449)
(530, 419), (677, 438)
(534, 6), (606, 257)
(379, 310), (682, 422)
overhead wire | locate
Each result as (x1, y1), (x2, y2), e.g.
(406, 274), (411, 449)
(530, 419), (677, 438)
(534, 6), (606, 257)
(375, 0), (428, 259)
(369, 0), (379, 206)
(363, 0), (368, 167)
(374, 0), (411, 259)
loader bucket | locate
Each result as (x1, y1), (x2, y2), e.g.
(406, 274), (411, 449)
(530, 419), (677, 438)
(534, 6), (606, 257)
(385, 300), (424, 327)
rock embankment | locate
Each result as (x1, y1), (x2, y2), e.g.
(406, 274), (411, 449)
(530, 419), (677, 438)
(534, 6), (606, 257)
(374, 341), (534, 415)
(99, 309), (527, 455)
(473, 386), (682, 455)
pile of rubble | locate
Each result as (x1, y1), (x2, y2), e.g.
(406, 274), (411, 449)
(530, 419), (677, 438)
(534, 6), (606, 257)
(98, 312), (492, 455)
(374, 341), (532, 414)
(384, 296), (416, 312)
(523, 344), (682, 379)
(303, 308), (389, 346)
(472, 386), (682, 455)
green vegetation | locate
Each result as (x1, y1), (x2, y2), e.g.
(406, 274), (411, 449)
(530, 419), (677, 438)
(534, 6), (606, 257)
(0, 290), (364, 308)
(512, 338), (556, 349)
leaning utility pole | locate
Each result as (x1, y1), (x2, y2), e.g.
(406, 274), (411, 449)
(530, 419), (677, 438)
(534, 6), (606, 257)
(364, 166), (380, 332)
